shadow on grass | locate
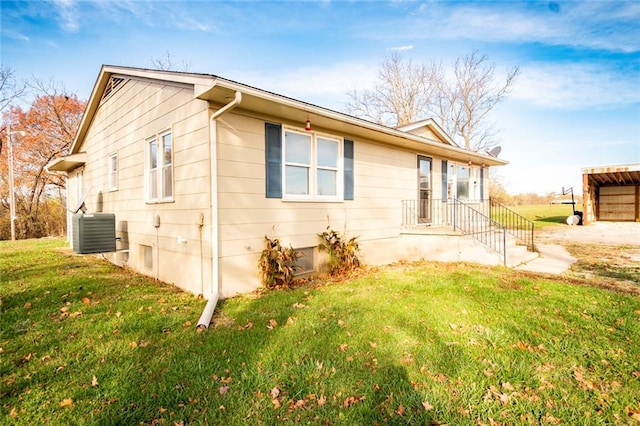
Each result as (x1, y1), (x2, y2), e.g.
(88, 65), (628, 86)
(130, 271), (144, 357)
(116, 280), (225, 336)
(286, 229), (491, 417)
(536, 215), (568, 224)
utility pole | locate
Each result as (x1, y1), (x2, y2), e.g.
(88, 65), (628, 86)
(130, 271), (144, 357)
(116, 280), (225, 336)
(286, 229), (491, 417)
(7, 123), (25, 241)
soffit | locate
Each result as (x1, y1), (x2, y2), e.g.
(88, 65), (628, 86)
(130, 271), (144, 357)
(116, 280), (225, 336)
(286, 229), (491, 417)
(45, 152), (87, 173)
(583, 164), (640, 187)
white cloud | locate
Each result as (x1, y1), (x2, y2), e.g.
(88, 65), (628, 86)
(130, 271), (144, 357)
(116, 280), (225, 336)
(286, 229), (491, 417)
(229, 62), (378, 110)
(3, 31), (30, 42)
(390, 45), (414, 52)
(385, 1), (640, 53)
(51, 0), (79, 32)
(511, 63), (640, 109)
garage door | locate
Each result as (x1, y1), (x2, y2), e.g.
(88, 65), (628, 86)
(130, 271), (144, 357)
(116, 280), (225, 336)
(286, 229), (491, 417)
(599, 185), (638, 221)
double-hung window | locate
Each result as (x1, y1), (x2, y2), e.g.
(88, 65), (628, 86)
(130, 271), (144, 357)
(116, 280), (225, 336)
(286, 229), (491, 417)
(108, 152), (118, 191)
(283, 129), (342, 200)
(147, 130), (173, 203)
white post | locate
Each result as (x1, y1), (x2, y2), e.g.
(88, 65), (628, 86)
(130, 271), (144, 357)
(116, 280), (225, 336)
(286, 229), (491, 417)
(7, 123), (16, 241)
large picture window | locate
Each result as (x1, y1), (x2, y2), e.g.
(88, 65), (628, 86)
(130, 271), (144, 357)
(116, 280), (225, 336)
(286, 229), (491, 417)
(265, 123), (353, 201)
(283, 129), (342, 200)
(147, 130), (173, 203)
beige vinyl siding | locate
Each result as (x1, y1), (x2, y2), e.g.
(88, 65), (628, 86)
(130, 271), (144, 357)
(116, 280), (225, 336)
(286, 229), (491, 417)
(75, 78), (212, 295)
(215, 112), (424, 296)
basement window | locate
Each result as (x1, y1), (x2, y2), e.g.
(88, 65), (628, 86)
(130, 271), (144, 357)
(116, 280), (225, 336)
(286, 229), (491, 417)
(294, 247), (315, 275)
(141, 245), (153, 271)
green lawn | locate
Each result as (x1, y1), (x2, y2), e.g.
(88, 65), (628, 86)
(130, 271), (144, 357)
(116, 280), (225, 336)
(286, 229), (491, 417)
(2, 239), (639, 425)
(509, 204), (578, 229)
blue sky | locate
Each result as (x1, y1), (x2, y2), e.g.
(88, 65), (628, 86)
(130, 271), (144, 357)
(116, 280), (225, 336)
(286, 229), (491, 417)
(2, 0), (639, 195)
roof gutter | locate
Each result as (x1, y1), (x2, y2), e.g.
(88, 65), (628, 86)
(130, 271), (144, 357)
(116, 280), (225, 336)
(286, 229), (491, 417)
(201, 77), (507, 167)
(196, 90), (242, 332)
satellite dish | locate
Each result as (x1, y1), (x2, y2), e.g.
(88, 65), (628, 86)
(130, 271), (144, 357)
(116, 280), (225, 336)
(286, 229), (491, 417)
(70, 187), (90, 214)
(487, 146), (502, 157)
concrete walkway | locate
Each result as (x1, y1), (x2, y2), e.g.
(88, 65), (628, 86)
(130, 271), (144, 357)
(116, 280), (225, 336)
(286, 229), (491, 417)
(515, 244), (577, 274)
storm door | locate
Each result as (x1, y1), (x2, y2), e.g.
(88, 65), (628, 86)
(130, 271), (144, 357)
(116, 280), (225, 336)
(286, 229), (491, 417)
(418, 156), (432, 223)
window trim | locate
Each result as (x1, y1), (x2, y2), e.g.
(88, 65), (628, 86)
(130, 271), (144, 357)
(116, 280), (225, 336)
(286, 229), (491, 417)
(145, 128), (174, 204)
(446, 162), (481, 201)
(282, 127), (344, 202)
(108, 152), (118, 192)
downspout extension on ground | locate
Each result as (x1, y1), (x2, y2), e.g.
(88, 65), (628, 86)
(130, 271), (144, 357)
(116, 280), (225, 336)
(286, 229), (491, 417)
(196, 90), (242, 332)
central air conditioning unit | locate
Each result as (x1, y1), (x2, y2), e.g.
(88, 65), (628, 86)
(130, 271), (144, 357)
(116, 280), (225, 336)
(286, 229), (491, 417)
(70, 188), (117, 254)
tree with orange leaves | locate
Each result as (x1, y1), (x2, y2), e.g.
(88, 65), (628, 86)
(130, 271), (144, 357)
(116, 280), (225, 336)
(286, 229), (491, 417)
(0, 81), (86, 239)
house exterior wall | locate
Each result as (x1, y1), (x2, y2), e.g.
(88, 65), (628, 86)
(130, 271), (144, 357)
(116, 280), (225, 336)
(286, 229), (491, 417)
(214, 111), (478, 297)
(68, 76), (496, 299)
(71, 78), (213, 296)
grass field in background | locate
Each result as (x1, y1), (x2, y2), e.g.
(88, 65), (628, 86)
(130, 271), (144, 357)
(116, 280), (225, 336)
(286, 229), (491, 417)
(509, 204), (578, 228)
(2, 239), (639, 425)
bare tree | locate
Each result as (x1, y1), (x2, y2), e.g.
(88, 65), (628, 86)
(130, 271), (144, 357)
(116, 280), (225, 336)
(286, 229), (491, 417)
(150, 50), (192, 72)
(0, 66), (27, 155)
(346, 52), (519, 152)
(436, 51), (520, 151)
(346, 53), (439, 126)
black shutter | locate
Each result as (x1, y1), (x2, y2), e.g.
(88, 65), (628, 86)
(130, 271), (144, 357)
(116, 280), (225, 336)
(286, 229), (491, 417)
(441, 160), (448, 200)
(344, 139), (354, 200)
(265, 123), (282, 198)
(480, 167), (484, 200)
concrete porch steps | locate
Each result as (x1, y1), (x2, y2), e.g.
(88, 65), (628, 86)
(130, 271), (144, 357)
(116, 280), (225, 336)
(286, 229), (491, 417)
(398, 225), (538, 268)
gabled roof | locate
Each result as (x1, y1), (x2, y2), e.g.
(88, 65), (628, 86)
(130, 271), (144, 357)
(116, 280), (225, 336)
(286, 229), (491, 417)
(395, 119), (458, 147)
(67, 65), (508, 167)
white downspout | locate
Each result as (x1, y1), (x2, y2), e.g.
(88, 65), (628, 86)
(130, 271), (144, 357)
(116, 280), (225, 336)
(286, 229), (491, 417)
(196, 91), (242, 331)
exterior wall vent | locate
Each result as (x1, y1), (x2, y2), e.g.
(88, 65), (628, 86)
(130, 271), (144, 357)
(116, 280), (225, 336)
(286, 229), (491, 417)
(72, 213), (116, 254)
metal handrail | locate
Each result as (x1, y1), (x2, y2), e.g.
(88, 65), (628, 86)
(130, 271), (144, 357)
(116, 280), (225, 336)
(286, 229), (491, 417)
(489, 198), (535, 250)
(452, 199), (507, 266)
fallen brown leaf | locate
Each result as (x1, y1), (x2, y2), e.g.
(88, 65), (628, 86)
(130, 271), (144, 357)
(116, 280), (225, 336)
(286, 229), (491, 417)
(267, 319), (277, 330)
(626, 406), (640, 418)
(270, 387), (280, 399)
(60, 398), (73, 408)
(422, 400), (434, 411)
(317, 395), (326, 407)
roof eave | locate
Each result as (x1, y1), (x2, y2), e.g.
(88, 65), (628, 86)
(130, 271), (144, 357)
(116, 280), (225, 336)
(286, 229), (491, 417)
(45, 152), (87, 173)
(199, 78), (507, 166)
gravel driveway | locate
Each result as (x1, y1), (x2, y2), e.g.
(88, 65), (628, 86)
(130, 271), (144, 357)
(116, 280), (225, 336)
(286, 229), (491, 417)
(536, 221), (640, 246)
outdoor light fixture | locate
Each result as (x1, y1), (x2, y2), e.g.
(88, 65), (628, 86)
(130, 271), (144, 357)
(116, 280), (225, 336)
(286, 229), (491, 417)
(468, 160), (472, 166)
(305, 119), (312, 131)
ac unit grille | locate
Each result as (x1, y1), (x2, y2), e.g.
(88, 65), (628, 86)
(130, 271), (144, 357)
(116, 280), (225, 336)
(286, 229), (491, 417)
(72, 213), (116, 254)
